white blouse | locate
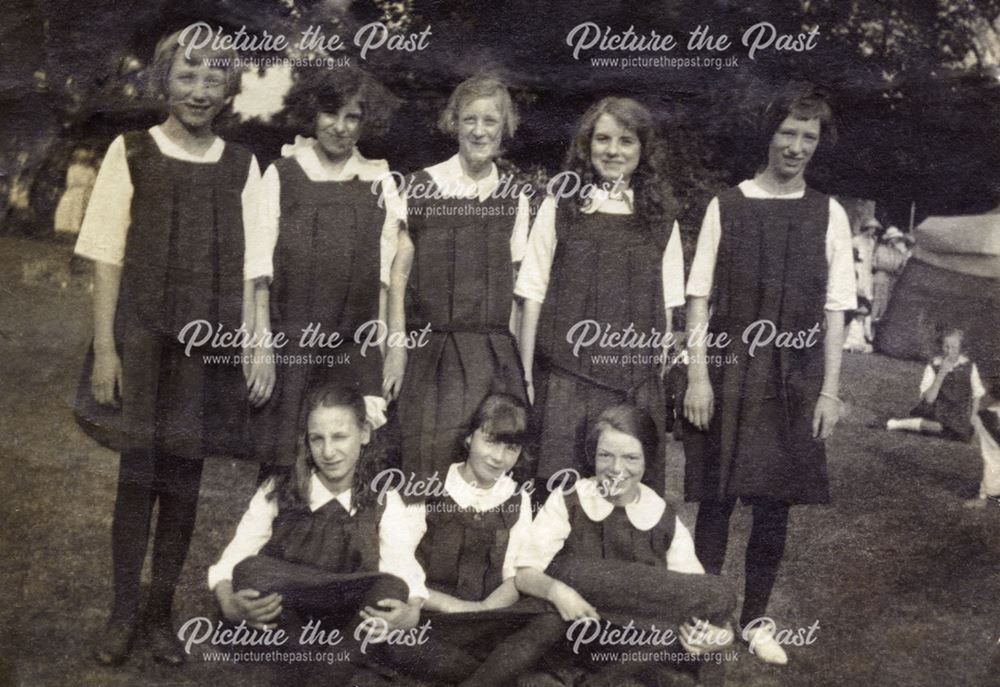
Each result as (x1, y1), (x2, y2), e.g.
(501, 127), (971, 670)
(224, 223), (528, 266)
(516, 479), (704, 575)
(514, 191), (686, 315)
(207, 474), (428, 599)
(685, 179), (857, 311)
(74, 126), (267, 281)
(258, 138), (405, 287)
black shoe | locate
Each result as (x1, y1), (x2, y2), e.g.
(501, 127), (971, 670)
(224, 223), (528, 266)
(148, 622), (185, 666)
(93, 620), (136, 666)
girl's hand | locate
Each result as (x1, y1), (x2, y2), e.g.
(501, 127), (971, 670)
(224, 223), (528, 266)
(812, 394), (842, 439)
(525, 378), (535, 406)
(382, 348), (407, 401)
(548, 582), (600, 622)
(679, 619), (734, 654)
(92, 350), (123, 407)
(684, 377), (714, 430)
(246, 347), (275, 407)
(216, 584), (283, 630)
(360, 598), (421, 633)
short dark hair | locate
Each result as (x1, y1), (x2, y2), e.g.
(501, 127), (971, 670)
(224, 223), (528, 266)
(283, 68), (398, 140)
(582, 404), (660, 488)
(467, 393), (529, 447)
(758, 82), (837, 168)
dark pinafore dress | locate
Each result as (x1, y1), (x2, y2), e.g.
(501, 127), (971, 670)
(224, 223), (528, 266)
(252, 157), (384, 466)
(534, 206), (670, 493)
(74, 130), (250, 459)
(547, 488), (733, 627)
(910, 359), (976, 441)
(682, 187), (831, 505)
(232, 496), (409, 618)
(397, 170), (527, 484)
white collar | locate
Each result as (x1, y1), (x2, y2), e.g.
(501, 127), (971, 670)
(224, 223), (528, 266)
(739, 178), (805, 199)
(575, 478), (665, 531)
(281, 136), (390, 182)
(149, 125), (225, 163)
(309, 472), (354, 514)
(445, 462), (518, 511)
(425, 154), (499, 202)
(582, 186), (634, 215)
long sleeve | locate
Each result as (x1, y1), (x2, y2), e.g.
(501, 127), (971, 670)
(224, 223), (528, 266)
(515, 488), (571, 571)
(501, 491), (535, 580)
(207, 482), (279, 590)
(378, 490), (429, 599)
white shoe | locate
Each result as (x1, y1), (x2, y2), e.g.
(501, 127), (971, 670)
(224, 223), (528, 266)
(742, 620), (789, 665)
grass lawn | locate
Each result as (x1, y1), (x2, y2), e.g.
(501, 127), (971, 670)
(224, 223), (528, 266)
(1, 236), (998, 686)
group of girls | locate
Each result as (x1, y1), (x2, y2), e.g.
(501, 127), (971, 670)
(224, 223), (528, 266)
(73, 26), (787, 684)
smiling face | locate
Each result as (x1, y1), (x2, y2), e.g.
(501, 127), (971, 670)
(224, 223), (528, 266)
(307, 405), (370, 493)
(593, 426), (645, 505)
(766, 115), (821, 182)
(165, 49), (229, 135)
(464, 427), (522, 489)
(457, 95), (504, 170)
(315, 94), (363, 163)
(590, 113), (641, 187)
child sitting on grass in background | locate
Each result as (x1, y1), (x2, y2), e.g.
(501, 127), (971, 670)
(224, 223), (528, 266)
(887, 328), (985, 442)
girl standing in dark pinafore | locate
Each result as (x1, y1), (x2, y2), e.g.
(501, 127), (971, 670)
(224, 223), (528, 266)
(73, 30), (266, 666)
(390, 76), (531, 488)
(250, 69), (403, 471)
(381, 393), (565, 686)
(517, 97), (685, 495)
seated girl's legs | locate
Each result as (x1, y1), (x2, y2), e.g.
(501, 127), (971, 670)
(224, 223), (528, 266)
(232, 556), (408, 620)
(460, 612), (567, 687)
(378, 614), (485, 684)
(740, 497), (790, 627)
(147, 452), (205, 626)
(548, 555), (736, 626)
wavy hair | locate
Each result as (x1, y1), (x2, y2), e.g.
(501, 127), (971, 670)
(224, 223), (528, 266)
(268, 383), (388, 514)
(282, 67), (399, 141)
(562, 97), (679, 245)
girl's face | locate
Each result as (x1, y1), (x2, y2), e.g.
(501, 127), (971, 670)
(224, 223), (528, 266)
(457, 95), (504, 169)
(590, 113), (641, 186)
(464, 427), (521, 488)
(767, 115), (820, 182)
(941, 333), (963, 362)
(594, 426), (645, 505)
(307, 405), (370, 491)
(315, 95), (363, 162)
(165, 50), (229, 134)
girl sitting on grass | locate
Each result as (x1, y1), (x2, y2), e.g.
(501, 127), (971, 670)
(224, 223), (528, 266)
(886, 328), (986, 442)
